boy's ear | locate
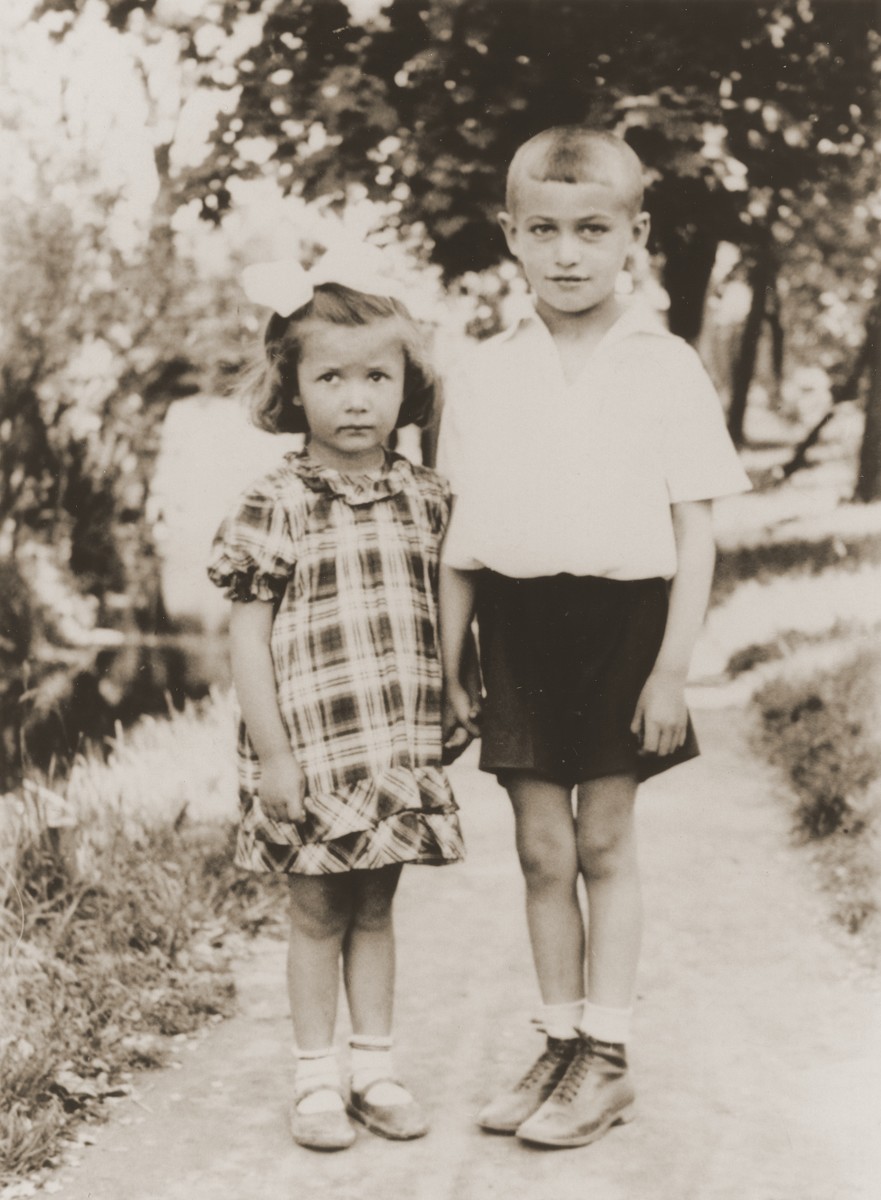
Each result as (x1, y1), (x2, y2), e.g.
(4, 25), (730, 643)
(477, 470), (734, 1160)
(633, 210), (650, 248)
(497, 210), (519, 256)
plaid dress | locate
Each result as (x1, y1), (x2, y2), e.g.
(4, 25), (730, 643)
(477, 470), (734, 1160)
(207, 449), (464, 875)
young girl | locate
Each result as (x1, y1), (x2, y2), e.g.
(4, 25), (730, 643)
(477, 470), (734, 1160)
(208, 252), (464, 1152)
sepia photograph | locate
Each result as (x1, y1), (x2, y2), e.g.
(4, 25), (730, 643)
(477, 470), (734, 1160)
(1, 1), (879, 1197)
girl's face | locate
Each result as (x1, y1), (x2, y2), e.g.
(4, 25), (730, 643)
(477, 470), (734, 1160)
(295, 319), (406, 471)
(499, 178), (649, 325)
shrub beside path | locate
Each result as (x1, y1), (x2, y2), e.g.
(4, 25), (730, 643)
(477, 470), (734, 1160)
(39, 700), (880, 1200)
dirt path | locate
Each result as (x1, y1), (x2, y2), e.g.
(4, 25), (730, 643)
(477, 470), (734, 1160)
(42, 700), (880, 1200)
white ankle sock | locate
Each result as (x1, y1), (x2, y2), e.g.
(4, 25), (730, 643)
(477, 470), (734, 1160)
(540, 999), (585, 1040)
(580, 1001), (632, 1045)
(349, 1035), (411, 1107)
(294, 1047), (344, 1114)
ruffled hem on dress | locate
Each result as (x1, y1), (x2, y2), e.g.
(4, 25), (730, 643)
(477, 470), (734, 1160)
(234, 809), (465, 875)
(237, 764), (456, 846)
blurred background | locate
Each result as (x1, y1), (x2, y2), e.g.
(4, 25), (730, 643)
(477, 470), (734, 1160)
(1, 0), (880, 1185)
(1, 0), (879, 774)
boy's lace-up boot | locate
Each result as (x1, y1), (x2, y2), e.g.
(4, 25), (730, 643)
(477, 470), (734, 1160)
(515, 1034), (635, 1148)
(477, 1036), (579, 1134)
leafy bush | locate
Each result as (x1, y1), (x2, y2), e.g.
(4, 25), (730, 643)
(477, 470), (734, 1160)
(0, 695), (284, 1185)
(754, 648), (881, 934)
(756, 651), (881, 838)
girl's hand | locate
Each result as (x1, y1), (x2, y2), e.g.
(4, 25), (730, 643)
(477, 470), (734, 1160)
(444, 681), (482, 739)
(631, 669), (687, 757)
(259, 751), (306, 822)
(441, 681), (481, 765)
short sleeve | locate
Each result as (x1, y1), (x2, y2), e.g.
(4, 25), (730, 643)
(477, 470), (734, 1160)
(440, 499), (484, 571)
(435, 358), (472, 496)
(207, 481), (296, 603)
(662, 345), (752, 503)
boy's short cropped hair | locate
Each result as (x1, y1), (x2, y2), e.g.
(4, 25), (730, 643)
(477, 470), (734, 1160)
(506, 126), (645, 217)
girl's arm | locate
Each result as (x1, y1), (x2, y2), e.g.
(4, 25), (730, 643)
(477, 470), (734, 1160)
(439, 563), (482, 737)
(631, 499), (715, 757)
(229, 600), (305, 822)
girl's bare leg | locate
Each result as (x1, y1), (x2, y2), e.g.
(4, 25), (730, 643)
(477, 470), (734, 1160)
(342, 864), (427, 1136)
(575, 773), (641, 1008)
(343, 864), (403, 1034)
(286, 873), (354, 1049)
(507, 774), (585, 1004)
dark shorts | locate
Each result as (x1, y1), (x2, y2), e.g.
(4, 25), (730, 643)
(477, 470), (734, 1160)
(475, 571), (699, 788)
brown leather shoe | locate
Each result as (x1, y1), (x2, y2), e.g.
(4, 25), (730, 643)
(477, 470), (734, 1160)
(515, 1036), (635, 1148)
(347, 1078), (429, 1140)
(477, 1036), (580, 1134)
(290, 1087), (356, 1151)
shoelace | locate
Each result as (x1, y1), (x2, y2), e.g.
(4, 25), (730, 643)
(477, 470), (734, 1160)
(551, 1042), (596, 1105)
(515, 1041), (571, 1092)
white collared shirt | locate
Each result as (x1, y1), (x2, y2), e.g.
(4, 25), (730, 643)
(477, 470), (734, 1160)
(437, 301), (751, 580)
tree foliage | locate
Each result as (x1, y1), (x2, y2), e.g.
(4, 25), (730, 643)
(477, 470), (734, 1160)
(24, 0), (881, 485)
(171, 0), (878, 340)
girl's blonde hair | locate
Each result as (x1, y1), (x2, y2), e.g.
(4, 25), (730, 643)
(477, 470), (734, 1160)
(243, 283), (436, 435)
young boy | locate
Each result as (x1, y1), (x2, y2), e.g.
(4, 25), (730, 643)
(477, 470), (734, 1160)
(438, 127), (750, 1149)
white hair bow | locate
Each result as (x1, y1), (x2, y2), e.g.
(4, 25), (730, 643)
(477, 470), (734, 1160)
(241, 246), (411, 318)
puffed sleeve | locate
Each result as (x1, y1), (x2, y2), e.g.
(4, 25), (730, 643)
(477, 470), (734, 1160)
(207, 480), (296, 603)
(662, 343), (752, 503)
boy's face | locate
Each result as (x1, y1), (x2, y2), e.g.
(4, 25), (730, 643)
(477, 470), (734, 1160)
(499, 177), (649, 318)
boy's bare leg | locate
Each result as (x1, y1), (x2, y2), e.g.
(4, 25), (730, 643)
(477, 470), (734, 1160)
(507, 774), (585, 1004)
(514, 773), (640, 1148)
(477, 774), (585, 1134)
(574, 773), (641, 1009)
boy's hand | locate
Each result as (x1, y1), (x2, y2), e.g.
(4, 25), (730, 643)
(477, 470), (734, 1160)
(259, 751), (306, 822)
(631, 669), (687, 757)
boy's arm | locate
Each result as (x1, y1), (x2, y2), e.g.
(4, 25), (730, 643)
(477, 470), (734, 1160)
(229, 600), (305, 821)
(439, 563), (482, 737)
(631, 499), (715, 757)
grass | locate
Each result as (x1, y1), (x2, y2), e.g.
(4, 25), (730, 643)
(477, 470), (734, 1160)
(754, 648), (881, 939)
(0, 693), (286, 1187)
(724, 619), (874, 677)
(707, 457), (881, 949)
(712, 528), (881, 607)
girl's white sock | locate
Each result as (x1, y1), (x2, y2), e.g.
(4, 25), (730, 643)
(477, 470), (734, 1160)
(579, 1001), (633, 1046)
(349, 1035), (411, 1107)
(294, 1047), (345, 1114)
(540, 999), (585, 1040)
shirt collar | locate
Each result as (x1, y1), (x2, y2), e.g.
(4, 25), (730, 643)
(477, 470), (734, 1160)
(497, 296), (670, 347)
(286, 447), (411, 506)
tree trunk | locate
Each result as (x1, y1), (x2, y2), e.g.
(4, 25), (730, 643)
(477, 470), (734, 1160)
(854, 301), (881, 501)
(661, 230), (718, 343)
(727, 237), (775, 447)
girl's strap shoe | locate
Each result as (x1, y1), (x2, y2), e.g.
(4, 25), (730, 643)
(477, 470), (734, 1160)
(290, 1086), (356, 1151)
(347, 1078), (429, 1140)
